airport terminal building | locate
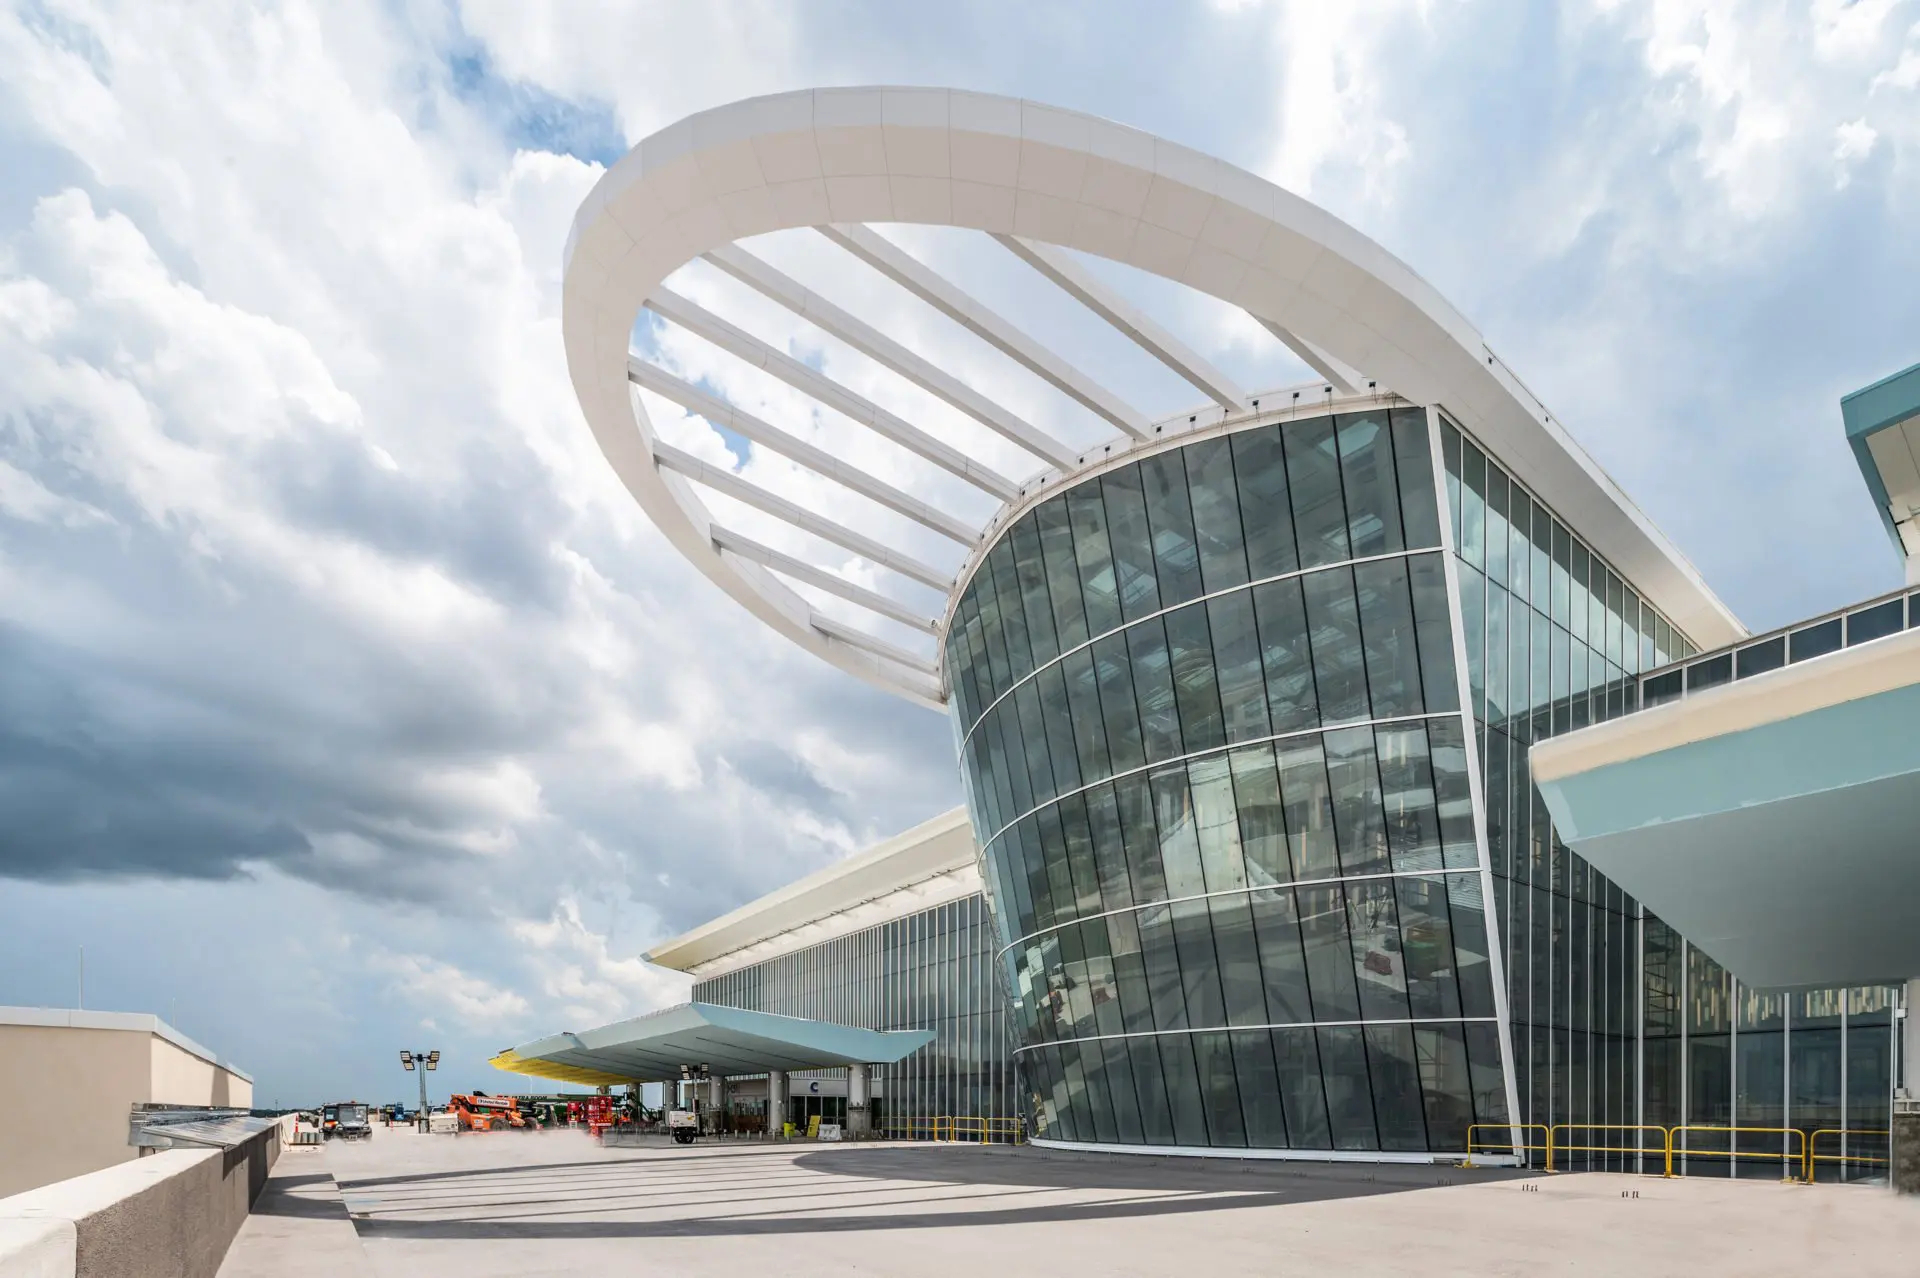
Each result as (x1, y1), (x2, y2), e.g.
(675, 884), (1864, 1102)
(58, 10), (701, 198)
(546, 88), (1913, 1167)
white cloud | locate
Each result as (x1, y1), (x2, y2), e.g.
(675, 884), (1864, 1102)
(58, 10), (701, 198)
(369, 949), (531, 1028)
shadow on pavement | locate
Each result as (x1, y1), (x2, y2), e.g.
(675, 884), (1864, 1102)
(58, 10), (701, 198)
(797, 1145), (1532, 1199)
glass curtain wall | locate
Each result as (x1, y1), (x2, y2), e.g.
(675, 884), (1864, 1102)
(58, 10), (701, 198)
(1440, 415), (1898, 1178)
(692, 892), (1019, 1132)
(944, 405), (1509, 1153)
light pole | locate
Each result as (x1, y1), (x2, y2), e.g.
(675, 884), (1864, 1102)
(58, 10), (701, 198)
(399, 1050), (439, 1130)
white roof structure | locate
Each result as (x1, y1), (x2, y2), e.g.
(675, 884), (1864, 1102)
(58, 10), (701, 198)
(564, 87), (1744, 709)
(645, 807), (979, 979)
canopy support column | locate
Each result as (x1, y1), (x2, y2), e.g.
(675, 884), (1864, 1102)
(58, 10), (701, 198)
(766, 1068), (788, 1140)
(846, 1063), (872, 1140)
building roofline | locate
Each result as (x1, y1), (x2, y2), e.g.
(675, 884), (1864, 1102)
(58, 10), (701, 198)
(564, 87), (1746, 705)
(0, 1006), (254, 1084)
(645, 807), (979, 977)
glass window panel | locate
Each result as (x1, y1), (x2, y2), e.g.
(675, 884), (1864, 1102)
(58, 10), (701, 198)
(1283, 415), (1351, 568)
(1069, 483), (1123, 637)
(1550, 519), (1571, 629)
(1275, 736), (1341, 880)
(1114, 773), (1167, 905)
(1390, 406), (1442, 549)
(1408, 554), (1460, 713)
(1354, 556), (1424, 717)
(1463, 1022), (1510, 1127)
(1189, 755), (1248, 893)
(1172, 896), (1228, 1029)
(1011, 514), (1059, 670)
(1790, 617), (1842, 663)
(1140, 449), (1204, 608)
(1605, 571), (1624, 670)
(1298, 884), (1361, 1021)
(1137, 904), (1188, 1031)
(1229, 744), (1291, 886)
(1210, 894), (1266, 1026)
(1529, 499), (1551, 614)
(1507, 486), (1529, 600)
(1735, 636), (1785, 679)
(1036, 663), (1081, 799)
(1128, 1036), (1176, 1144)
(1013, 683), (1056, 808)
(1150, 763), (1208, 901)
(1272, 1028), (1332, 1149)
(1484, 464), (1509, 587)
(1248, 887), (1313, 1023)
(1156, 1033), (1212, 1145)
(1365, 1023), (1430, 1151)
(1335, 409), (1404, 557)
(1345, 878), (1412, 1020)
(1085, 783), (1134, 916)
(1393, 876), (1463, 1019)
(1230, 425), (1300, 580)
(1251, 576), (1320, 732)
(1445, 874), (1497, 1019)
(1375, 723), (1444, 872)
(1164, 602), (1225, 755)
(1101, 468), (1162, 622)
(1185, 435), (1251, 593)
(1208, 591), (1271, 744)
(1036, 498), (1089, 653)
(1485, 582), (1509, 727)
(1303, 567), (1370, 723)
(1317, 1026), (1381, 1150)
(1058, 794), (1104, 920)
(1193, 1031), (1248, 1147)
(1232, 1030), (1289, 1147)
(1101, 1037), (1146, 1144)
(1414, 1024), (1474, 1152)
(1105, 911), (1154, 1034)
(1686, 654), (1732, 693)
(989, 540), (1035, 683)
(1324, 725), (1390, 876)
(1569, 541), (1591, 649)
(1848, 598), (1904, 646)
(1127, 618), (1183, 763)
(1061, 648), (1113, 783)
(1460, 564), (1485, 721)
(1459, 440), (1486, 571)
(1092, 633), (1145, 774)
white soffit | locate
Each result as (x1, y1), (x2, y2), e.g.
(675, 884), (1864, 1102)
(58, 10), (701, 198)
(644, 806), (981, 978)
(564, 87), (1745, 709)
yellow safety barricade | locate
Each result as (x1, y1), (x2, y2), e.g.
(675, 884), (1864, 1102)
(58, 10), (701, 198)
(1547, 1125), (1673, 1177)
(1803, 1128), (1890, 1184)
(1668, 1126), (1806, 1181)
(1465, 1123), (1552, 1171)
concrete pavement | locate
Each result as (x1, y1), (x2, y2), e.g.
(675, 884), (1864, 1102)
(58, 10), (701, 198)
(229, 1126), (1918, 1276)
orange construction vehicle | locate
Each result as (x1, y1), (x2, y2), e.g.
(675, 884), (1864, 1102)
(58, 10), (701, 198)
(448, 1092), (532, 1132)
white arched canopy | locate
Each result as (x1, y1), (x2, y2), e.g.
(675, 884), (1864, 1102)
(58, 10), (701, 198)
(564, 87), (1742, 708)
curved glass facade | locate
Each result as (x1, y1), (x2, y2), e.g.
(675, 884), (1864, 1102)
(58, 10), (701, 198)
(944, 407), (1512, 1152)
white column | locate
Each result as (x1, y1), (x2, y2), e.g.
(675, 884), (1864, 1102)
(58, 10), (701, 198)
(847, 1063), (872, 1138)
(766, 1069), (788, 1138)
(707, 1076), (727, 1134)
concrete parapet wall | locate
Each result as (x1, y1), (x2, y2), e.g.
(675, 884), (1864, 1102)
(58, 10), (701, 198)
(0, 1117), (288, 1278)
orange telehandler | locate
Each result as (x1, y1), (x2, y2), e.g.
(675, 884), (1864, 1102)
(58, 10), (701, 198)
(448, 1092), (532, 1132)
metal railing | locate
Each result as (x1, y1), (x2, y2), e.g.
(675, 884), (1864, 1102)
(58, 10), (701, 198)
(1464, 1122), (1552, 1170)
(1462, 1124), (1877, 1182)
(1639, 585), (1919, 711)
(882, 1115), (1027, 1145)
(1804, 1128), (1890, 1184)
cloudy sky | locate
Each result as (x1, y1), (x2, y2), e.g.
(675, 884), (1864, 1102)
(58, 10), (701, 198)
(0, 0), (1914, 1106)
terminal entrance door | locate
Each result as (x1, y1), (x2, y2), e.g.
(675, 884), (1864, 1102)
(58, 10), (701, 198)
(787, 1093), (846, 1132)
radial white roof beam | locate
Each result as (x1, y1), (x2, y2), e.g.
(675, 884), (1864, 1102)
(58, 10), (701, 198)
(562, 87), (1746, 707)
(711, 525), (938, 634)
(646, 287), (1021, 502)
(816, 223), (1153, 441)
(811, 614), (933, 672)
(629, 357), (976, 545)
(652, 441), (954, 593)
(703, 244), (1080, 471)
(1257, 318), (1361, 395)
(996, 235), (1248, 412)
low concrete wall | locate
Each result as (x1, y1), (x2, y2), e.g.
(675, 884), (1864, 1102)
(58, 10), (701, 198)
(0, 1117), (288, 1278)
